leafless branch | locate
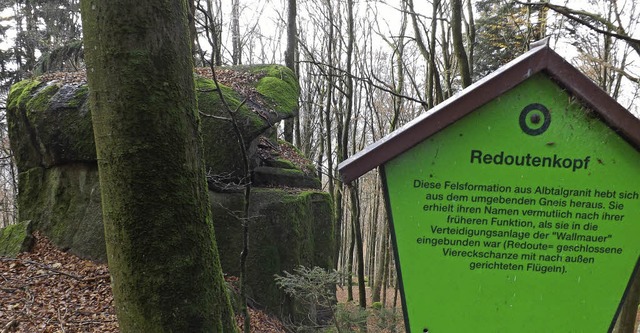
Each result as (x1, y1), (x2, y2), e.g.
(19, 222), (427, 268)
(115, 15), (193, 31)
(580, 53), (640, 83)
(519, 1), (640, 56)
(298, 60), (428, 107)
(198, 111), (231, 122)
(199, 5), (253, 330)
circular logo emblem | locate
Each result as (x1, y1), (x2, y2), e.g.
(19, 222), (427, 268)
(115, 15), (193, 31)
(519, 103), (551, 136)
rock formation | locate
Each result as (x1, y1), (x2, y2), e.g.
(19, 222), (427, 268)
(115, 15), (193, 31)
(6, 65), (334, 321)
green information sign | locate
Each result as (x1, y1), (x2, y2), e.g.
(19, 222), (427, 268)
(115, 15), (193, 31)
(338, 45), (640, 333)
(383, 73), (640, 332)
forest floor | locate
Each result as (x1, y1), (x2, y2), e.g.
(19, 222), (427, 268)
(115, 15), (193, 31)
(0, 232), (286, 333)
(335, 285), (405, 332)
(337, 286), (640, 333)
(335, 283), (401, 309)
(1, 233), (639, 332)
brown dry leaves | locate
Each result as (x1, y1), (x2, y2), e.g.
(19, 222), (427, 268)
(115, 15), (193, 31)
(278, 141), (316, 177)
(236, 310), (288, 333)
(36, 68), (262, 91)
(258, 137), (315, 177)
(37, 71), (87, 85)
(0, 232), (116, 333)
(0, 232), (287, 333)
(195, 67), (274, 120)
(195, 67), (263, 98)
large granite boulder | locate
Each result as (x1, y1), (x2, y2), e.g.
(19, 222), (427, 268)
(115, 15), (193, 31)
(5, 66), (335, 320)
(7, 76), (104, 259)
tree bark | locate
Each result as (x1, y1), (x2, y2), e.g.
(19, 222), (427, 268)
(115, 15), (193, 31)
(188, 0), (197, 58)
(451, 0), (472, 87)
(20, 0), (37, 73)
(80, 0), (237, 331)
(212, 0), (223, 66)
(231, 0), (242, 64)
(350, 183), (367, 309)
(283, 0), (297, 143)
(381, 233), (391, 307)
(347, 222), (355, 302)
(371, 222), (387, 303)
(465, 0), (475, 78)
(613, 270), (640, 333)
(321, 0), (338, 268)
(429, 0), (444, 106)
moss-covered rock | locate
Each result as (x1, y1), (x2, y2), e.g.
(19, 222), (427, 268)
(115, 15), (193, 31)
(209, 190), (246, 274)
(308, 192), (336, 269)
(242, 188), (334, 320)
(8, 65), (300, 181)
(210, 187), (335, 321)
(7, 80), (100, 260)
(197, 65), (299, 182)
(7, 66), (334, 325)
(264, 157), (297, 169)
(196, 77), (261, 182)
(252, 166), (321, 189)
(17, 163), (105, 261)
(7, 80), (94, 171)
(0, 220), (34, 257)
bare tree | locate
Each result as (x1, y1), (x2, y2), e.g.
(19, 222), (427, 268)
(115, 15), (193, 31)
(231, 0), (242, 64)
(451, 0), (472, 87)
(523, 1), (640, 57)
(283, 0), (298, 143)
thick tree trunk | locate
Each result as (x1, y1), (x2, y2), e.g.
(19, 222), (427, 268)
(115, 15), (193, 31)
(80, 1), (237, 331)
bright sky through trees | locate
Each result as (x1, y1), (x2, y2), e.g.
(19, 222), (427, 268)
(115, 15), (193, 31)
(214, 0), (639, 116)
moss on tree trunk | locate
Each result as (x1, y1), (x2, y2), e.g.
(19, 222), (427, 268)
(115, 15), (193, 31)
(80, 0), (237, 331)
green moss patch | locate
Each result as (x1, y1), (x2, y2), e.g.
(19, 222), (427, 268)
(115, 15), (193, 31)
(0, 220), (34, 257)
(196, 76), (267, 181)
(7, 79), (43, 110)
(252, 65), (299, 117)
(67, 84), (89, 108)
(264, 157), (297, 169)
(196, 75), (267, 137)
(256, 76), (299, 117)
(252, 166), (321, 189)
(250, 65), (299, 91)
(25, 83), (59, 114)
(210, 187), (335, 322)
